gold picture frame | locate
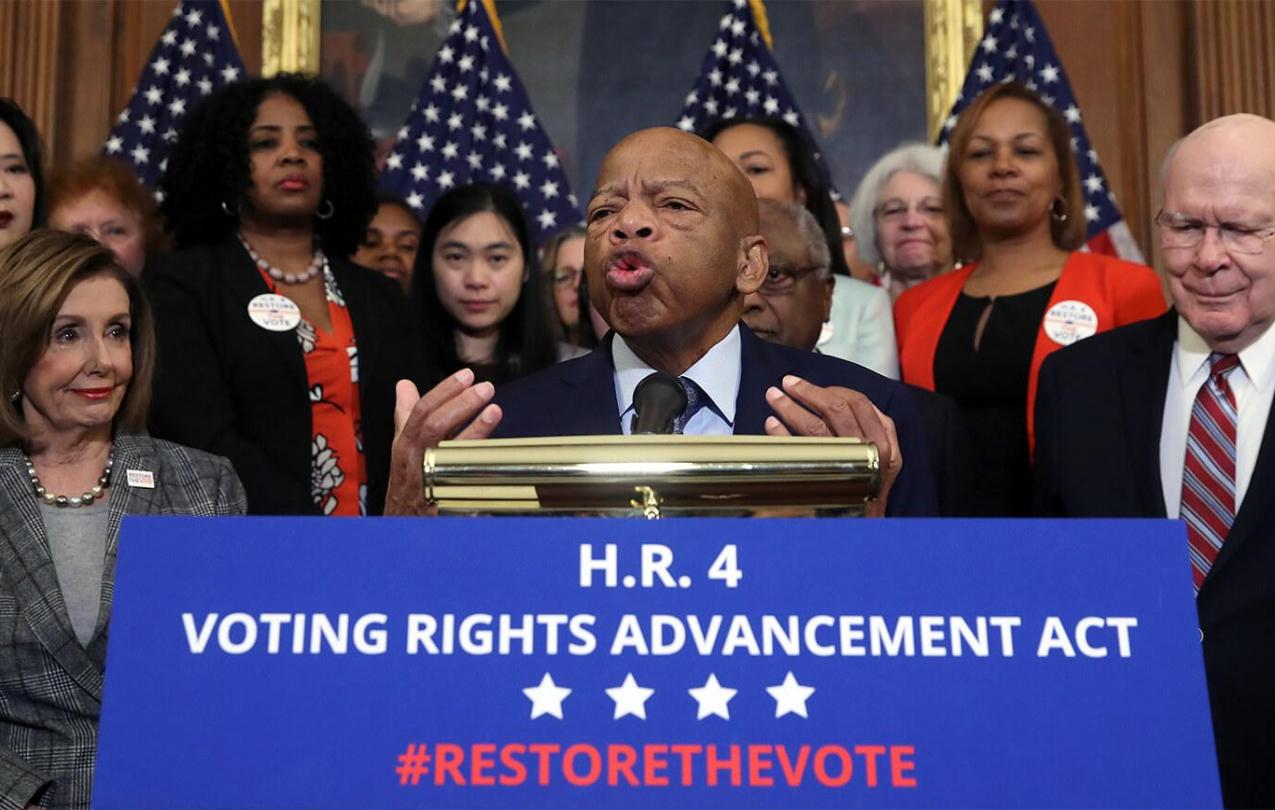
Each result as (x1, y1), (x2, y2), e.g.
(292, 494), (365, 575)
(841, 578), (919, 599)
(263, 0), (981, 148)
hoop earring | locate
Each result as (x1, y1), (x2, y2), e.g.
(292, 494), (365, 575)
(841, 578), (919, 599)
(220, 199), (238, 218)
(1050, 197), (1069, 223)
(316, 200), (335, 220)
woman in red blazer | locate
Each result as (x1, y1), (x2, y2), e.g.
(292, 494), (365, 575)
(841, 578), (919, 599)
(894, 82), (1165, 515)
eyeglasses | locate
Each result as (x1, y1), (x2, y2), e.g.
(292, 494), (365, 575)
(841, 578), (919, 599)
(875, 197), (945, 222)
(552, 268), (582, 288)
(1155, 210), (1275, 255)
(759, 264), (825, 295)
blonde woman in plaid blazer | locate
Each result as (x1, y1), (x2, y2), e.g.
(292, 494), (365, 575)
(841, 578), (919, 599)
(0, 232), (245, 809)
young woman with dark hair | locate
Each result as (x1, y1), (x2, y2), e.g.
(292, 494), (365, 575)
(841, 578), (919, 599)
(411, 184), (562, 386)
(0, 97), (45, 249)
(145, 73), (422, 516)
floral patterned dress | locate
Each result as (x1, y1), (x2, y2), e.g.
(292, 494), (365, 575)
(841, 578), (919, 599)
(256, 262), (367, 515)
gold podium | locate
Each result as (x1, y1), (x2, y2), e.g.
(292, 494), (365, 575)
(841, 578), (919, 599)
(423, 435), (880, 518)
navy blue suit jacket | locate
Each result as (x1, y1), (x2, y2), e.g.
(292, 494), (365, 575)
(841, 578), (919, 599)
(493, 326), (937, 516)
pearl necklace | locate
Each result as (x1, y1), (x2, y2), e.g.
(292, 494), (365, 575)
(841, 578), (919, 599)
(24, 451), (114, 508)
(238, 234), (325, 285)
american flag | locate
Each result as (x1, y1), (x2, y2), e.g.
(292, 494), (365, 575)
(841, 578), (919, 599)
(675, 0), (839, 196)
(379, 0), (581, 241)
(104, 0), (245, 193)
(939, 0), (1144, 261)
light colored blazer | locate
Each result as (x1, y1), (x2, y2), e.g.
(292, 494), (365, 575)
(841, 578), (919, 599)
(816, 275), (900, 379)
(0, 434), (245, 810)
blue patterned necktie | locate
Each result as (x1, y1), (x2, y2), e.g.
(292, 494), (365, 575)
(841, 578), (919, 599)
(672, 377), (708, 434)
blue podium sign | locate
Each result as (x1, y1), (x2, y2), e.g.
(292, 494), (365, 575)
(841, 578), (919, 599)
(95, 517), (1220, 808)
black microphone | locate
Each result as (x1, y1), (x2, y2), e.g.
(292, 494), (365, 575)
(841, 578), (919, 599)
(631, 372), (687, 434)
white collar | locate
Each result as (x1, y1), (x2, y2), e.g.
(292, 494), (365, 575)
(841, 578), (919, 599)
(612, 325), (741, 425)
(1175, 315), (1275, 392)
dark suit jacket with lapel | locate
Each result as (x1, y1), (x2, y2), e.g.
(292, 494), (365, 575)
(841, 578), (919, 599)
(143, 240), (425, 515)
(0, 434), (245, 810)
(1034, 310), (1275, 808)
(492, 326), (938, 516)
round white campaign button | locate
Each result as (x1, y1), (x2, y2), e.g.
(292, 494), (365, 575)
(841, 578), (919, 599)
(247, 294), (302, 332)
(1043, 299), (1099, 346)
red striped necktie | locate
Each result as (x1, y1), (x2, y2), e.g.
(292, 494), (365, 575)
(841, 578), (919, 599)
(1181, 352), (1242, 593)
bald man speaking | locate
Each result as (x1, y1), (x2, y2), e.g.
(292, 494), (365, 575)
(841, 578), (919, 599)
(386, 128), (936, 517)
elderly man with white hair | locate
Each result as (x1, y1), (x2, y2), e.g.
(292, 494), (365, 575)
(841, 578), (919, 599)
(1034, 113), (1275, 808)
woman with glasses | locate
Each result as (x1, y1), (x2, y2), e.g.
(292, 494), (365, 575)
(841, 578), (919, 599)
(848, 143), (952, 303)
(894, 82), (1165, 515)
(540, 224), (599, 350)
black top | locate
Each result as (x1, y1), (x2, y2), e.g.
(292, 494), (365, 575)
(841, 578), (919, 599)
(143, 240), (426, 515)
(933, 281), (1056, 516)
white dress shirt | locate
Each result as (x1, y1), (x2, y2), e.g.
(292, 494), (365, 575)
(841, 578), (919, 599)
(1160, 317), (1275, 516)
(613, 325), (740, 436)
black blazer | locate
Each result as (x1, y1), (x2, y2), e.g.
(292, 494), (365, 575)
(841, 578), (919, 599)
(144, 240), (425, 515)
(492, 326), (938, 516)
(1034, 311), (1275, 808)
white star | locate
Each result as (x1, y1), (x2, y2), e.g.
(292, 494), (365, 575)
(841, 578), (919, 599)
(105, 135), (124, 154)
(450, 83), (468, 102)
(130, 145), (150, 165)
(762, 69), (778, 86)
(745, 88), (760, 106)
(540, 179), (559, 199)
(180, 38), (197, 57)
(138, 115), (157, 134)
(162, 30), (177, 46)
(1025, 54), (1036, 69)
(411, 162), (428, 181)
(944, 114), (958, 132)
(206, 24), (220, 40)
(724, 78), (740, 96)
(688, 674), (737, 720)
(458, 54), (474, 73)
(202, 52), (214, 66)
(523, 673), (571, 720)
(438, 45), (454, 63)
(1084, 173), (1104, 194)
(1085, 204), (1100, 222)
(145, 86), (163, 105)
(1064, 104), (1082, 124)
(493, 74), (512, 93)
(719, 12), (733, 30)
(467, 151), (483, 170)
(1025, 26), (1036, 43)
(704, 98), (719, 116)
(406, 191), (424, 210)
(606, 673), (654, 720)
(515, 141), (533, 161)
(197, 78), (212, 95)
(517, 111), (536, 131)
(513, 170), (530, 190)
(782, 109), (799, 127)
(1087, 148), (1099, 163)
(184, 8), (202, 26)
(976, 63), (994, 83)
(117, 109), (130, 124)
(493, 133), (507, 150)
(174, 68), (191, 86)
(162, 127), (177, 143)
(763, 96), (779, 115)
(153, 58), (171, 75)
(537, 209), (557, 231)
(464, 24), (478, 42)
(220, 65), (239, 83)
(476, 95), (490, 112)
(767, 671), (815, 718)
(479, 67), (489, 82)
(449, 18), (462, 34)
(981, 34), (998, 53)
(542, 151), (559, 169)
(727, 48), (743, 65)
(417, 133), (435, 152)
(438, 170), (455, 190)
(685, 90), (698, 106)
(397, 125), (410, 140)
(1040, 64), (1060, 84)
(489, 163), (507, 181)
(712, 39), (728, 58)
(168, 98), (186, 116)
(441, 141), (459, 160)
(447, 112), (463, 130)
(471, 123), (487, 141)
(989, 7), (1004, 24)
(746, 60), (760, 77)
(1005, 45), (1018, 60)
(677, 115), (695, 132)
(731, 19), (746, 37)
(430, 76), (447, 94)
(709, 69), (723, 87)
(386, 152), (403, 170)
(492, 103), (509, 121)
(423, 103), (440, 123)
(723, 106), (737, 119)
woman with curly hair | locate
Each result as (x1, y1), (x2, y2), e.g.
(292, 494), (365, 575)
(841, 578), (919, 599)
(145, 74), (423, 515)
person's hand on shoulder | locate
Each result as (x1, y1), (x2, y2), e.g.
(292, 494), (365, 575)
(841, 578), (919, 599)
(384, 369), (503, 516)
(763, 375), (901, 518)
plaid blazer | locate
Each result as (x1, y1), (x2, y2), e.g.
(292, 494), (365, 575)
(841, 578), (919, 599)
(0, 434), (245, 810)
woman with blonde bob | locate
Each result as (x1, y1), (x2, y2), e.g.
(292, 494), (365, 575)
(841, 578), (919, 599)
(0, 230), (244, 810)
(893, 82), (1165, 515)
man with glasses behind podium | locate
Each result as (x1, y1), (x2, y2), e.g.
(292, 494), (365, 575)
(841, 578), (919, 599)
(1034, 114), (1275, 808)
